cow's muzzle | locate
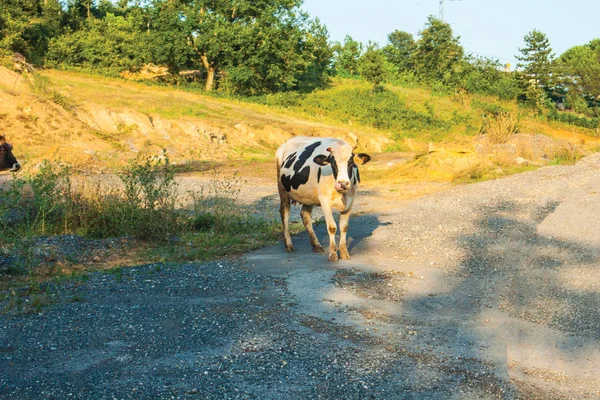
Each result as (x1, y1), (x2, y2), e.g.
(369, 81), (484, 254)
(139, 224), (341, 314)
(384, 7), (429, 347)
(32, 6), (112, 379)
(9, 163), (20, 172)
(335, 180), (350, 193)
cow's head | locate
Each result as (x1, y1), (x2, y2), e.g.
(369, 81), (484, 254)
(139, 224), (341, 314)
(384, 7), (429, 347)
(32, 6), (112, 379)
(313, 145), (370, 193)
(0, 135), (21, 172)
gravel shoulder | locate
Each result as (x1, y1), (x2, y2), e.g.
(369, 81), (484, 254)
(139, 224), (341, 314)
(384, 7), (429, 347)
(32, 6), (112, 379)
(2, 155), (600, 399)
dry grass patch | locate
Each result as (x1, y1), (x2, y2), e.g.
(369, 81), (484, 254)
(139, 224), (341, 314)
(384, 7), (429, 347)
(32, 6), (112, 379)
(481, 110), (519, 144)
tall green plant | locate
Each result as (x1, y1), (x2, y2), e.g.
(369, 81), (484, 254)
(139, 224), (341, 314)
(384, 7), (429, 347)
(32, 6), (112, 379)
(383, 30), (415, 73)
(516, 30), (556, 105)
(412, 16), (464, 87)
(359, 45), (386, 90)
(332, 35), (363, 77)
(0, 162), (73, 237)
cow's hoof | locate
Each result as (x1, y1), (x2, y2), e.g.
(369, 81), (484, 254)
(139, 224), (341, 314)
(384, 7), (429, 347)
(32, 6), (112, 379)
(340, 250), (351, 260)
(312, 245), (324, 253)
(328, 252), (339, 262)
(285, 245), (295, 252)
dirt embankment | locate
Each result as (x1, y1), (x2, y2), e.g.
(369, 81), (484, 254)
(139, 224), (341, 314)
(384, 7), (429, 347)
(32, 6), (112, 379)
(0, 67), (391, 171)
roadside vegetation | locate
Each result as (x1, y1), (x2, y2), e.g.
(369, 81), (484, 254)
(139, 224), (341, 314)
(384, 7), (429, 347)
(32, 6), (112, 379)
(0, 157), (283, 296)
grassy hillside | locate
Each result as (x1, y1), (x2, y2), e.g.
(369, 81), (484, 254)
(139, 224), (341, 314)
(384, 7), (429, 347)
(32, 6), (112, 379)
(2, 68), (599, 183)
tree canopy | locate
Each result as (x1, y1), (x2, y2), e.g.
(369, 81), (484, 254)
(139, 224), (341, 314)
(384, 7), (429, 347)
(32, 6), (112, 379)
(558, 39), (600, 101)
(359, 44), (386, 90)
(516, 30), (555, 90)
(332, 35), (363, 77)
(383, 30), (414, 73)
(1, 1), (598, 119)
(412, 16), (464, 86)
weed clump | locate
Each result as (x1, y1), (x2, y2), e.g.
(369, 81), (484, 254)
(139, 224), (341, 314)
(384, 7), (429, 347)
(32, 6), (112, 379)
(479, 104), (519, 144)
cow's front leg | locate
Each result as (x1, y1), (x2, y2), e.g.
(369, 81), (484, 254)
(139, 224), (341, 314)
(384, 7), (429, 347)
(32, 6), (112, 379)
(339, 209), (351, 260)
(278, 186), (294, 252)
(301, 205), (324, 252)
(319, 199), (338, 262)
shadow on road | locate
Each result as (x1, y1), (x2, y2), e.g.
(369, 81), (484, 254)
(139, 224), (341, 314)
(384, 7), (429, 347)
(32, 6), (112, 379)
(309, 198), (600, 398)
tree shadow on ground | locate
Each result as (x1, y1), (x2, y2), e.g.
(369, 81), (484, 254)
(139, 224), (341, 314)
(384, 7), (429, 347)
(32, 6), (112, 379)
(331, 199), (600, 398)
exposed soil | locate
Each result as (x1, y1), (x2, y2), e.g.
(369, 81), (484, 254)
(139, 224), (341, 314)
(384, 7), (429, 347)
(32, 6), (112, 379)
(2, 153), (600, 399)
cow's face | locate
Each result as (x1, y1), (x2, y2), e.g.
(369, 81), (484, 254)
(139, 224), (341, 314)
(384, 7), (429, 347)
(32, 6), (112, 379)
(0, 136), (20, 172)
(314, 145), (370, 193)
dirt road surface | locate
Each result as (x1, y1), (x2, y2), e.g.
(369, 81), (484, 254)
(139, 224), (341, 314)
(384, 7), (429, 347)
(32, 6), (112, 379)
(2, 154), (600, 399)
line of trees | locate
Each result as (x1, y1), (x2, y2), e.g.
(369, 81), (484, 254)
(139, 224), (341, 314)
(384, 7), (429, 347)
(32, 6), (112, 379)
(331, 17), (599, 117)
(1, 0), (332, 94)
(0, 0), (598, 117)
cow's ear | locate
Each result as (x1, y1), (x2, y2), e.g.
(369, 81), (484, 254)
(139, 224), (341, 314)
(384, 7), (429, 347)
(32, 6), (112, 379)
(313, 155), (330, 165)
(354, 153), (371, 165)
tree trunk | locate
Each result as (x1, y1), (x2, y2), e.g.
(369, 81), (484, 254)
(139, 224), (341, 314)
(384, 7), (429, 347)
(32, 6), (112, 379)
(191, 34), (216, 92)
(200, 54), (215, 91)
(205, 67), (215, 91)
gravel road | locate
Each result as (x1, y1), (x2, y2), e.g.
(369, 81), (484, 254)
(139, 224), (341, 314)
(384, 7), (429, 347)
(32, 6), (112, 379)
(2, 154), (600, 399)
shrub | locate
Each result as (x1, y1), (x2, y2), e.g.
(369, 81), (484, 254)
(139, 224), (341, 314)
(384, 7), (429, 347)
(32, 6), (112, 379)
(548, 109), (600, 130)
(85, 154), (184, 240)
(481, 110), (519, 144)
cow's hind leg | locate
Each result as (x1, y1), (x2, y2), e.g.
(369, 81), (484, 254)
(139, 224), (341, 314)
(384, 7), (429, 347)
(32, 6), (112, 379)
(319, 199), (338, 262)
(301, 205), (324, 252)
(339, 209), (351, 260)
(278, 184), (294, 252)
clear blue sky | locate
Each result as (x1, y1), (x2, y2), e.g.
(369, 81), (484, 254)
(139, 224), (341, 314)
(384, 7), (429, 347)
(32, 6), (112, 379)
(301, 0), (600, 68)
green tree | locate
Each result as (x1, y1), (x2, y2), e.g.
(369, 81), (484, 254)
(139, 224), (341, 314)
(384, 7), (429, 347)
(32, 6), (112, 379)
(332, 35), (363, 77)
(463, 56), (521, 100)
(412, 16), (464, 86)
(63, 0), (98, 30)
(0, 0), (64, 63)
(46, 13), (152, 72)
(516, 30), (555, 93)
(558, 39), (600, 103)
(178, 0), (323, 93)
(359, 45), (386, 90)
(383, 30), (414, 73)
(146, 1), (197, 74)
(296, 18), (333, 91)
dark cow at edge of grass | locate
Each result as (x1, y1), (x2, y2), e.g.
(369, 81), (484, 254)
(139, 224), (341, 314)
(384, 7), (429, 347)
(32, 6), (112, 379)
(276, 136), (370, 262)
(0, 134), (20, 172)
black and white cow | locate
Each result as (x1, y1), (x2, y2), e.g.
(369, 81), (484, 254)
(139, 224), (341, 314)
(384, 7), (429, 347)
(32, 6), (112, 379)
(276, 136), (370, 262)
(0, 135), (20, 172)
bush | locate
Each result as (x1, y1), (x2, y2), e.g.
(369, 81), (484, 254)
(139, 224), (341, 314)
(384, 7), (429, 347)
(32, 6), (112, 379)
(0, 157), (184, 241)
(474, 101), (519, 144)
(46, 14), (152, 73)
(481, 111), (519, 144)
(84, 155), (184, 240)
(548, 109), (600, 130)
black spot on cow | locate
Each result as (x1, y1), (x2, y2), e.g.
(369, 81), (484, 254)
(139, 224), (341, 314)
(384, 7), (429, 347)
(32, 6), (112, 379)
(280, 141), (322, 192)
(356, 167), (361, 183)
(283, 152), (297, 169)
(347, 156), (355, 182)
(317, 167), (322, 183)
(281, 165), (311, 192)
(293, 141), (321, 173)
(329, 157), (339, 180)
